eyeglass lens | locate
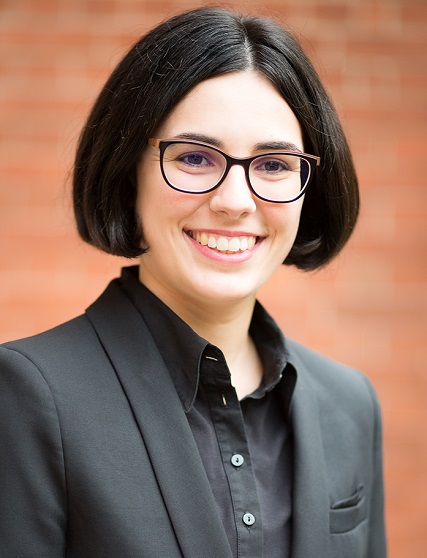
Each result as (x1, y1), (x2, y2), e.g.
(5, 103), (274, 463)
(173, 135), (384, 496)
(161, 142), (310, 202)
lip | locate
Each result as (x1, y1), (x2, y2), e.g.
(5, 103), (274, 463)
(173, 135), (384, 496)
(184, 228), (264, 263)
(186, 228), (262, 236)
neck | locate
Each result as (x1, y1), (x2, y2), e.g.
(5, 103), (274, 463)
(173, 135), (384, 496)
(139, 273), (263, 399)
(182, 300), (264, 399)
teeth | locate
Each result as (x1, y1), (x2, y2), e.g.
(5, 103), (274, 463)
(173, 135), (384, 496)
(228, 238), (240, 252)
(192, 232), (257, 253)
(240, 237), (248, 251)
(216, 237), (228, 251)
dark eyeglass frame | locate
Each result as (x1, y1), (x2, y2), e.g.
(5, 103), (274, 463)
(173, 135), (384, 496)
(147, 138), (320, 203)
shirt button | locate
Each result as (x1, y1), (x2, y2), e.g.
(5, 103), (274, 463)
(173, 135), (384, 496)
(231, 454), (244, 467)
(242, 513), (256, 526)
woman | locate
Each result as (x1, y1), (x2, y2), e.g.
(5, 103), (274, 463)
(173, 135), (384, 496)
(0, 7), (386, 558)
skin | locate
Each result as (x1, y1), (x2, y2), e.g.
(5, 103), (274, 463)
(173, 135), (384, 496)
(137, 70), (305, 397)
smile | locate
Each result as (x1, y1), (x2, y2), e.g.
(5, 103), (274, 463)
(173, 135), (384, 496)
(186, 231), (258, 253)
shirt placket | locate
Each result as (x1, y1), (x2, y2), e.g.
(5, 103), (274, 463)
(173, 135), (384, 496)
(201, 349), (264, 558)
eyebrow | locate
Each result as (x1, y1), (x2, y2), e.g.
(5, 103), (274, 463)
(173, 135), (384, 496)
(253, 140), (303, 153)
(172, 133), (302, 154)
(173, 132), (222, 147)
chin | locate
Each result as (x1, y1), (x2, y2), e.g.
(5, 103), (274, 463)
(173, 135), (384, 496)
(192, 279), (259, 306)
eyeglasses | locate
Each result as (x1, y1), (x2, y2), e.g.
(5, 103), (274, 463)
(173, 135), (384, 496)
(147, 138), (320, 203)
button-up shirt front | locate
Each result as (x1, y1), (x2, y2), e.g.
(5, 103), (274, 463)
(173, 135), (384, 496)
(120, 266), (296, 558)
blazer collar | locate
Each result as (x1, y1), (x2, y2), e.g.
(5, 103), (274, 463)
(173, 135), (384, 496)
(86, 279), (233, 558)
(286, 342), (330, 558)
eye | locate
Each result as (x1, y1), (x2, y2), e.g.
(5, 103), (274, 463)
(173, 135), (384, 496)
(253, 156), (292, 175)
(257, 159), (289, 173)
(178, 151), (213, 168)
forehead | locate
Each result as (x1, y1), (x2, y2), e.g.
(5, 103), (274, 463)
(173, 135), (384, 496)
(155, 70), (303, 153)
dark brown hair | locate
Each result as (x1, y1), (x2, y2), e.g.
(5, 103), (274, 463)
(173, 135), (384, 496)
(73, 6), (359, 270)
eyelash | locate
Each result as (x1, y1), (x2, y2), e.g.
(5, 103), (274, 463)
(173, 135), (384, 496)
(178, 152), (214, 167)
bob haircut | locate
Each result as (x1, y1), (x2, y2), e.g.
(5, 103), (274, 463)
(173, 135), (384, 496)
(73, 6), (359, 271)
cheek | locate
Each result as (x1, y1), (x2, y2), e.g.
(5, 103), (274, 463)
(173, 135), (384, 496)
(268, 199), (304, 239)
(136, 161), (174, 222)
(137, 176), (204, 237)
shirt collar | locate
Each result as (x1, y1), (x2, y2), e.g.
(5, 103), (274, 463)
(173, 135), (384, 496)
(119, 265), (289, 411)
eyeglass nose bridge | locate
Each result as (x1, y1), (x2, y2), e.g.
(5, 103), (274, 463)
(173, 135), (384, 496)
(215, 154), (254, 193)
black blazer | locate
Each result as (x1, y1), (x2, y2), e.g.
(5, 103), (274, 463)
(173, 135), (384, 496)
(0, 278), (386, 557)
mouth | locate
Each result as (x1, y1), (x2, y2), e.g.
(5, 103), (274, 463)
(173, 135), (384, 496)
(185, 230), (260, 253)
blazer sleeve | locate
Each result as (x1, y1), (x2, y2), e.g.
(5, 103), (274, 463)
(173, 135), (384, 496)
(364, 375), (387, 557)
(0, 346), (67, 557)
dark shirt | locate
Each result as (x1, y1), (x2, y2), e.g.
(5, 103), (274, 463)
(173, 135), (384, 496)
(120, 266), (296, 558)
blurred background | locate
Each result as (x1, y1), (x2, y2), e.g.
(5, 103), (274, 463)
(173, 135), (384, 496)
(1, 0), (426, 555)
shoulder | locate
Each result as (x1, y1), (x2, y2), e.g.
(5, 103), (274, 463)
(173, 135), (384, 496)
(0, 275), (149, 391)
(0, 277), (125, 369)
(1, 314), (96, 364)
(286, 338), (381, 414)
(0, 314), (106, 391)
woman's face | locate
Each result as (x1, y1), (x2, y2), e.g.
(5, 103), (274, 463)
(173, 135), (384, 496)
(137, 70), (305, 313)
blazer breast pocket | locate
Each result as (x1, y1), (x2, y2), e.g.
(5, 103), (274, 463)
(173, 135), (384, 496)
(329, 485), (367, 534)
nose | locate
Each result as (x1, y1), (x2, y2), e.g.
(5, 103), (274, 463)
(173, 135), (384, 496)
(209, 164), (257, 219)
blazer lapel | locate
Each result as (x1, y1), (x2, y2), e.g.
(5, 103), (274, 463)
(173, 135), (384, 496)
(86, 280), (232, 558)
(286, 351), (330, 558)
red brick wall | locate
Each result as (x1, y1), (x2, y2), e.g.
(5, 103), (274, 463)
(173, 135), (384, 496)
(1, 1), (426, 555)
